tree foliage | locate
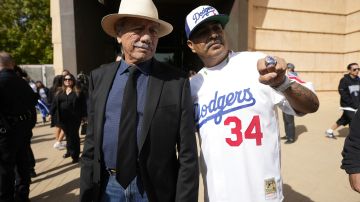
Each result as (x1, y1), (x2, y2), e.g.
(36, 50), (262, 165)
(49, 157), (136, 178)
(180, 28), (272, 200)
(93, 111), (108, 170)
(0, 0), (52, 64)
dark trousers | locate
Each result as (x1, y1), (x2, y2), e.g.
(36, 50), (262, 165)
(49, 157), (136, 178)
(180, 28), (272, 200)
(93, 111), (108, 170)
(28, 145), (35, 171)
(282, 112), (295, 140)
(0, 122), (32, 202)
(62, 120), (81, 160)
(336, 110), (356, 127)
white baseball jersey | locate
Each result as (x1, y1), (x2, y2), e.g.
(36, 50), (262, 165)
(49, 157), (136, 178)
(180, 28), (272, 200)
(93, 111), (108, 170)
(190, 51), (297, 202)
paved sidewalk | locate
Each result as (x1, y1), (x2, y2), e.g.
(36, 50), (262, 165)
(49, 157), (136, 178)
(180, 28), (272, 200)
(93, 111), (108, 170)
(29, 92), (360, 201)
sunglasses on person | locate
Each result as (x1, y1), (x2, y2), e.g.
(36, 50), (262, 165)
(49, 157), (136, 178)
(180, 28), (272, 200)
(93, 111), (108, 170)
(64, 78), (73, 81)
(352, 68), (360, 72)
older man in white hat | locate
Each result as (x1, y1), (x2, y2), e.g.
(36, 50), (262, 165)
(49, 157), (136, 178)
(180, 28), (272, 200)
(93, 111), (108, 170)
(80, 0), (199, 201)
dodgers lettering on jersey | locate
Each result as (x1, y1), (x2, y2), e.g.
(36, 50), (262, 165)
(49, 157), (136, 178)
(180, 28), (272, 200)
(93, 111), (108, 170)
(190, 51), (298, 202)
(194, 88), (256, 128)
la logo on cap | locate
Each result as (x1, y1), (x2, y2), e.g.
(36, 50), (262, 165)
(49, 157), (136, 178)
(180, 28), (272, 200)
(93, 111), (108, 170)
(185, 5), (229, 39)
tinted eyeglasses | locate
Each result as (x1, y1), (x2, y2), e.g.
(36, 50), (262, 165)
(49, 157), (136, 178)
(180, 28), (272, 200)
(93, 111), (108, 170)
(64, 78), (73, 81)
(352, 68), (360, 72)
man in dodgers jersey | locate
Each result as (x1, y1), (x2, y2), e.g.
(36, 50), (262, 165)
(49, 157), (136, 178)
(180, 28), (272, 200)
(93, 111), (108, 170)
(185, 5), (320, 202)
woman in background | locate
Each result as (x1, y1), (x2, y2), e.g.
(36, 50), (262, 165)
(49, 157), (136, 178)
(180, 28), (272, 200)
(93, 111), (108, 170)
(51, 74), (87, 163)
(35, 80), (50, 124)
(48, 75), (66, 150)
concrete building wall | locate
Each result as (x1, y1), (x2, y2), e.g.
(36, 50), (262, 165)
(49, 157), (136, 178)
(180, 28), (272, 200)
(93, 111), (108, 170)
(345, 1), (360, 67)
(226, 0), (248, 52)
(51, 0), (77, 75)
(248, 0), (360, 91)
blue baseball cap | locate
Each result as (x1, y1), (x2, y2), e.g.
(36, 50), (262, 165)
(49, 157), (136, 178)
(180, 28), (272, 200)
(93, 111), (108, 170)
(185, 5), (229, 39)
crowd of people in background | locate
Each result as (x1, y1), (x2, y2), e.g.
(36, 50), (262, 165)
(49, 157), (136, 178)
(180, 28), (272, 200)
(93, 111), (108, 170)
(1, 1), (360, 201)
(0, 50), (89, 201)
(0, 51), (38, 202)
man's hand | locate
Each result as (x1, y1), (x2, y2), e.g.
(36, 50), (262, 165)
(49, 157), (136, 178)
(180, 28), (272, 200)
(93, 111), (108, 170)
(257, 55), (319, 114)
(349, 173), (360, 193)
(257, 56), (287, 88)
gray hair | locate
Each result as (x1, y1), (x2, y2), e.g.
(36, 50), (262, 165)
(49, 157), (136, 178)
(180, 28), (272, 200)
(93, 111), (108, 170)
(115, 18), (129, 36)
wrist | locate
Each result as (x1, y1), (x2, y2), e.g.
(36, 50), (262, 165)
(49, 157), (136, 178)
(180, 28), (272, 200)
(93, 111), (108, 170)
(272, 76), (295, 92)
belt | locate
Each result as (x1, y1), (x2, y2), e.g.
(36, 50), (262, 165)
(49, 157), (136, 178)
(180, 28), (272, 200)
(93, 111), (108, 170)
(106, 169), (117, 176)
(6, 110), (33, 124)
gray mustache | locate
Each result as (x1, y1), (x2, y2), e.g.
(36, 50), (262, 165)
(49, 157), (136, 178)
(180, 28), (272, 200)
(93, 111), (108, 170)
(134, 42), (150, 49)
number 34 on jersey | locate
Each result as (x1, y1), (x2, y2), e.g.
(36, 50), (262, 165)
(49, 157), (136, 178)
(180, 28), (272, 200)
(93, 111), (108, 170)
(224, 115), (263, 147)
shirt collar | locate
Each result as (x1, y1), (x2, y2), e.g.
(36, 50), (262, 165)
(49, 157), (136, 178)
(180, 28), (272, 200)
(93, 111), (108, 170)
(119, 58), (152, 75)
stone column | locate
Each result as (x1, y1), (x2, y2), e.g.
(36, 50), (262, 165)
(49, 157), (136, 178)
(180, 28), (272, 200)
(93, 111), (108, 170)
(51, 0), (77, 75)
(225, 0), (248, 52)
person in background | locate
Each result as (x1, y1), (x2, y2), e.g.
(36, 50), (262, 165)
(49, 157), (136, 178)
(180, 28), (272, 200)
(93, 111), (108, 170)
(76, 72), (90, 136)
(342, 109), (360, 193)
(51, 73), (87, 163)
(76, 71), (90, 101)
(27, 77), (37, 94)
(326, 63), (360, 139)
(35, 80), (49, 104)
(12, 65), (38, 178)
(80, 0), (199, 201)
(185, 5), (319, 201)
(62, 69), (70, 76)
(281, 63), (298, 144)
(48, 75), (66, 150)
(0, 51), (38, 201)
(35, 80), (50, 124)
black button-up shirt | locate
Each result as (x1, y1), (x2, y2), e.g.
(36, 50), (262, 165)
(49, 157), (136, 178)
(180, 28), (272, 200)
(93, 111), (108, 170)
(102, 59), (151, 169)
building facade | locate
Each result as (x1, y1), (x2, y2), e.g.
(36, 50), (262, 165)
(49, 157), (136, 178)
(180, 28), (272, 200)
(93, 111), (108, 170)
(51, 0), (360, 91)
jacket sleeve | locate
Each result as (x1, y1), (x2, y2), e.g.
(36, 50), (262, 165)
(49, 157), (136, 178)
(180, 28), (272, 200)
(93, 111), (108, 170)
(50, 93), (57, 117)
(79, 91), (88, 118)
(80, 72), (96, 202)
(341, 110), (360, 174)
(175, 78), (199, 202)
(338, 77), (357, 108)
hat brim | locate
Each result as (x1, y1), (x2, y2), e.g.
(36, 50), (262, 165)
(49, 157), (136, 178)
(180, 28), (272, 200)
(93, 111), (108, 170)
(101, 14), (173, 38)
(188, 14), (229, 39)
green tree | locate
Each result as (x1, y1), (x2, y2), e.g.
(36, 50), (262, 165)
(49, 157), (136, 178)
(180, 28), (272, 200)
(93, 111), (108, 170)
(0, 0), (52, 64)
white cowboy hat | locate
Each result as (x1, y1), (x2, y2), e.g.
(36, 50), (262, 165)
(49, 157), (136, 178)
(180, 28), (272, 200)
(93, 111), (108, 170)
(101, 0), (173, 38)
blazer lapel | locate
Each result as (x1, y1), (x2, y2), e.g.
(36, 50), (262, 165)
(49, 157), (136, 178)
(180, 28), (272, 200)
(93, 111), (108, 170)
(138, 61), (164, 153)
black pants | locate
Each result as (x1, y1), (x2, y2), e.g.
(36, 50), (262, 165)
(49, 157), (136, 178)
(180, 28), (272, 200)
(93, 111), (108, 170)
(0, 122), (32, 202)
(336, 110), (356, 127)
(62, 120), (81, 160)
(26, 131), (36, 171)
(282, 112), (295, 140)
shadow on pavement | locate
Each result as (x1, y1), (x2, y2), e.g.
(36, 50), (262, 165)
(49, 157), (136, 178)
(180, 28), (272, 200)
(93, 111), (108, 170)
(283, 184), (314, 202)
(32, 137), (55, 144)
(31, 163), (79, 184)
(31, 178), (79, 202)
(31, 133), (53, 140)
(34, 123), (52, 128)
(295, 125), (308, 140)
(35, 158), (47, 164)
